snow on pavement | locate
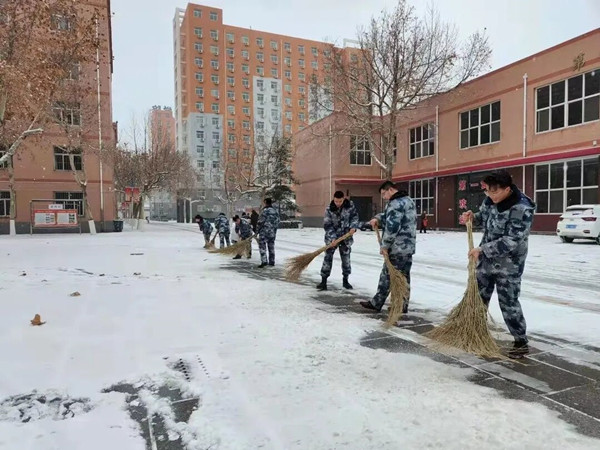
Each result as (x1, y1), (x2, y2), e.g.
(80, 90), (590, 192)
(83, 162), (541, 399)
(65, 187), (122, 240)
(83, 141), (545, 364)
(0, 224), (598, 449)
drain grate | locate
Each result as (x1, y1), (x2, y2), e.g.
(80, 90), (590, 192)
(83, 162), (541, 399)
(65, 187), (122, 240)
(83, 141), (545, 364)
(171, 359), (192, 382)
(195, 355), (211, 378)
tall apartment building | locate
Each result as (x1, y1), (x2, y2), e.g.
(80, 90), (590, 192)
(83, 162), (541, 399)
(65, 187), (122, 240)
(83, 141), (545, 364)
(173, 3), (335, 218)
(148, 106), (178, 220)
(0, 0), (115, 234)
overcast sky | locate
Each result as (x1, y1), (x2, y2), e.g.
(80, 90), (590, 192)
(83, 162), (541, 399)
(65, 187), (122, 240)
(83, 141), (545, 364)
(111, 0), (600, 130)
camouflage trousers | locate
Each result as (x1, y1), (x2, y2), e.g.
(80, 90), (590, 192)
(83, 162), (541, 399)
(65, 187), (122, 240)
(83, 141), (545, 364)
(371, 253), (412, 311)
(203, 233), (211, 245)
(320, 243), (351, 278)
(219, 232), (230, 248)
(259, 236), (276, 265)
(476, 268), (528, 343)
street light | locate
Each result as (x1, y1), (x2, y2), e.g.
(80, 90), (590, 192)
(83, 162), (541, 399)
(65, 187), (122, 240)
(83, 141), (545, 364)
(189, 199), (203, 223)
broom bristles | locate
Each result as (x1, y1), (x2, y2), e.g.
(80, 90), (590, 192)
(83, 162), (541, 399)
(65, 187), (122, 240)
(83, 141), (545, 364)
(284, 230), (354, 281)
(210, 236), (253, 256)
(424, 221), (504, 359)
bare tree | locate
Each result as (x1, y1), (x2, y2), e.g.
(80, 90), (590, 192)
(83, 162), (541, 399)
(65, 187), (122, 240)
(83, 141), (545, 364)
(0, 1), (98, 232)
(310, 0), (491, 179)
(106, 116), (196, 227)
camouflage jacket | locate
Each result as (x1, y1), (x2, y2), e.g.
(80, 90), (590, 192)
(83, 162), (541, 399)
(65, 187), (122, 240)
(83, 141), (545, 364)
(375, 192), (417, 256)
(200, 221), (213, 235)
(473, 185), (535, 271)
(324, 199), (360, 246)
(235, 218), (253, 240)
(214, 214), (230, 234)
(257, 206), (280, 239)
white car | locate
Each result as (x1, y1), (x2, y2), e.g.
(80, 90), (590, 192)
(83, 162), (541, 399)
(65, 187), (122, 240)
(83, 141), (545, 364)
(556, 204), (600, 244)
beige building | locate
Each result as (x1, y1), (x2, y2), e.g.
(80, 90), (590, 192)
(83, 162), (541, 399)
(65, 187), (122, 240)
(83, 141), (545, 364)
(0, 0), (116, 234)
(294, 29), (600, 233)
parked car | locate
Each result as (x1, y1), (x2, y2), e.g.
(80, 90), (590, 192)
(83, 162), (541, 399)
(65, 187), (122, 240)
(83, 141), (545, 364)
(556, 204), (600, 244)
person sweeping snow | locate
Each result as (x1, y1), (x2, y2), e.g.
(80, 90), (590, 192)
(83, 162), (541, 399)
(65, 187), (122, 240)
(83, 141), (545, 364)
(316, 191), (359, 291)
(214, 212), (231, 248)
(461, 170), (535, 359)
(195, 215), (214, 247)
(360, 181), (416, 314)
(232, 214), (253, 260)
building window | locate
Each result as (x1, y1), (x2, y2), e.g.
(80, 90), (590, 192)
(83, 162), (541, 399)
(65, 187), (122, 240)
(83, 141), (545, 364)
(284, 42), (291, 52)
(285, 84), (291, 93)
(298, 99), (305, 108)
(298, 59), (305, 68)
(256, 37), (264, 48)
(196, 145), (204, 155)
(350, 136), (371, 166)
(228, 105), (235, 115)
(284, 56), (291, 67)
(227, 76), (234, 86)
(256, 52), (264, 62)
(271, 110), (279, 121)
(196, 72), (204, 82)
(54, 192), (84, 215)
(227, 90), (234, 100)
(299, 86), (305, 94)
(271, 81), (278, 90)
(241, 50), (249, 60)
(242, 36), (249, 46)
(285, 111), (292, 120)
(257, 79), (264, 90)
(271, 55), (278, 64)
(285, 98), (291, 107)
(53, 102), (81, 126)
(194, 42), (203, 53)
(299, 72), (305, 81)
(228, 134), (235, 143)
(0, 191), (9, 217)
(209, 11), (218, 21)
(271, 68), (278, 78)
(311, 61), (318, 70)
(242, 78), (249, 88)
(409, 179), (435, 215)
(242, 64), (249, 74)
(298, 45), (305, 55)
(460, 101), (500, 149)
(271, 95), (279, 105)
(242, 106), (250, 115)
(284, 70), (291, 80)
(299, 112), (305, 121)
(226, 62), (234, 72)
(194, 27), (203, 38)
(535, 158), (599, 213)
(536, 69), (599, 133)
(196, 102), (204, 112)
(211, 60), (219, 69)
(198, 160), (205, 169)
(227, 119), (234, 128)
(212, 117), (219, 127)
(196, 130), (204, 140)
(54, 147), (82, 171)
(242, 92), (250, 102)
(211, 74), (219, 84)
(210, 45), (219, 55)
(212, 161), (219, 169)
(271, 40), (278, 50)
(226, 32), (234, 43)
(194, 57), (203, 67)
(409, 124), (435, 160)
(212, 131), (220, 142)
(193, 9), (202, 17)
(243, 135), (250, 144)
(256, 121), (264, 130)
(66, 62), (80, 81)
(226, 48), (234, 58)
(211, 103), (219, 113)
(257, 107), (264, 118)
(195, 87), (204, 97)
(243, 121), (250, 130)
(285, 124), (292, 133)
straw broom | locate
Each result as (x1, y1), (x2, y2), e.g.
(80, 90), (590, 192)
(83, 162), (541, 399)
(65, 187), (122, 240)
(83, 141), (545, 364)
(284, 230), (355, 281)
(204, 231), (218, 250)
(424, 220), (504, 359)
(373, 226), (410, 328)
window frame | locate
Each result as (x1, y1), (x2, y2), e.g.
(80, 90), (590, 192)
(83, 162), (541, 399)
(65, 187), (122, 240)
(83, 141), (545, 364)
(349, 136), (372, 166)
(459, 101), (501, 150)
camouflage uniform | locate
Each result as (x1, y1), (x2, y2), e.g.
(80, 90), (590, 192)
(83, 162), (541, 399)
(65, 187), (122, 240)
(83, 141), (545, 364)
(473, 185), (535, 343)
(200, 221), (213, 244)
(320, 199), (360, 278)
(370, 192), (417, 311)
(257, 206), (280, 265)
(214, 213), (231, 248)
(235, 217), (253, 257)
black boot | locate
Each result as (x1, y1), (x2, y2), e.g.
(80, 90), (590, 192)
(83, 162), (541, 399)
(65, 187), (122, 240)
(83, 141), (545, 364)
(258, 262), (268, 268)
(359, 301), (381, 312)
(508, 340), (530, 359)
(342, 276), (353, 289)
(232, 255), (242, 260)
(316, 276), (328, 291)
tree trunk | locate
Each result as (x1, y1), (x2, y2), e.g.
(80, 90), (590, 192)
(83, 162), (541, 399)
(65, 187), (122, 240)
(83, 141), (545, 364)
(8, 155), (16, 235)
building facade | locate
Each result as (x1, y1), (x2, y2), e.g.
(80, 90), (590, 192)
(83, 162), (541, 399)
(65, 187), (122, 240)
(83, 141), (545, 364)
(173, 3), (335, 218)
(294, 29), (600, 233)
(0, 0), (116, 234)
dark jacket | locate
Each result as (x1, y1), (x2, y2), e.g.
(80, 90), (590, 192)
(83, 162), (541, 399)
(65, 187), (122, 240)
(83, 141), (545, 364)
(250, 210), (259, 232)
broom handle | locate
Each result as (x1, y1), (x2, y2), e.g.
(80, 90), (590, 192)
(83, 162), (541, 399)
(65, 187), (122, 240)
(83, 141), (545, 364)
(327, 230), (354, 249)
(466, 219), (474, 251)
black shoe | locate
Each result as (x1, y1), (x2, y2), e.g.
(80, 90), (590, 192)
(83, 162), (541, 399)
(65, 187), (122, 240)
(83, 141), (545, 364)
(258, 263), (268, 268)
(508, 340), (530, 359)
(316, 277), (328, 291)
(232, 255), (242, 260)
(359, 301), (381, 312)
(342, 277), (353, 289)
(246, 255), (252, 259)
(268, 262), (275, 266)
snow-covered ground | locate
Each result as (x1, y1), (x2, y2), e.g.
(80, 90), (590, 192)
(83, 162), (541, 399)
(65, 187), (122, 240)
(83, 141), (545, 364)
(0, 224), (599, 449)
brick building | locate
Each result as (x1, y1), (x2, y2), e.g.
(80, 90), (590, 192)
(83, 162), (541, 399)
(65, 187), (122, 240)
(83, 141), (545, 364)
(173, 3), (338, 218)
(0, 0), (116, 234)
(294, 29), (600, 233)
